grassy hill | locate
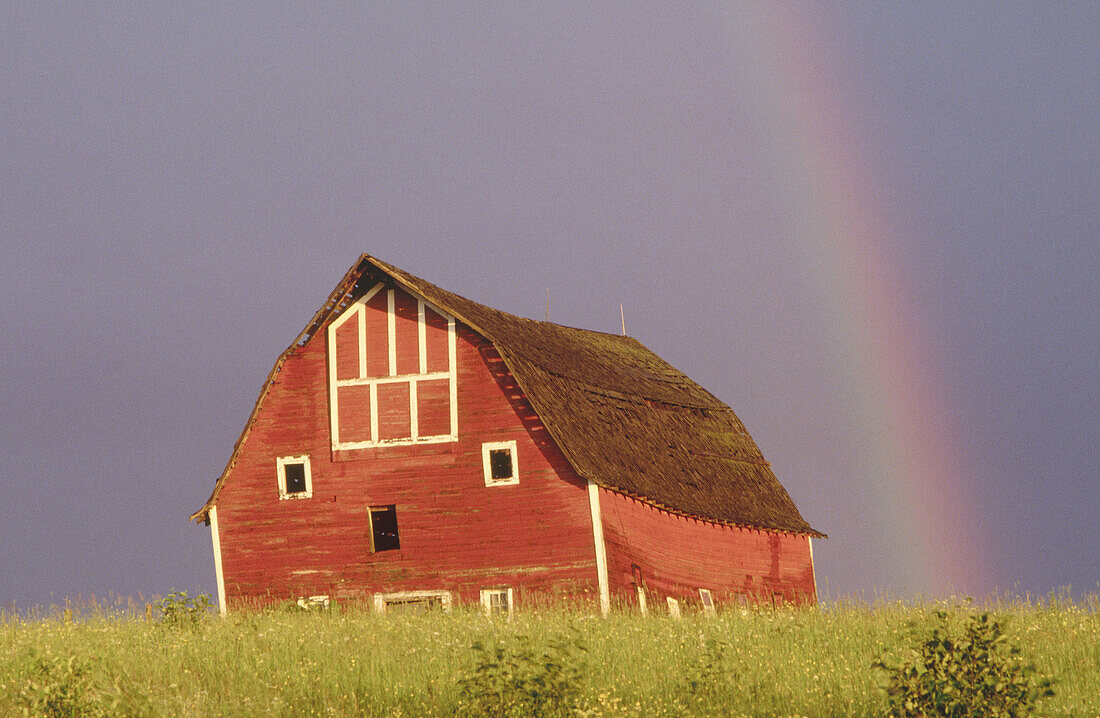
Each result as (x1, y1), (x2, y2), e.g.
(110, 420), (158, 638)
(1, 595), (1095, 716)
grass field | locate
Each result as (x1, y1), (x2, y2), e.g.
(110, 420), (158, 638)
(1, 594), (1096, 716)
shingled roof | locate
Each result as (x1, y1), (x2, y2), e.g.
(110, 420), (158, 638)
(193, 254), (821, 537)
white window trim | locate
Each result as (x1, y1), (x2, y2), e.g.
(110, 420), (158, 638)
(666, 597), (681, 619)
(482, 440), (519, 486)
(636, 585), (648, 615)
(699, 588), (716, 616)
(372, 590), (453, 614)
(327, 284), (458, 450)
(480, 587), (514, 618)
(276, 455), (313, 500)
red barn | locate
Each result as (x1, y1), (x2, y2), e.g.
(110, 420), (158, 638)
(190, 255), (823, 615)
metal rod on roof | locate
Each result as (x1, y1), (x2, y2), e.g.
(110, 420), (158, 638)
(620, 303), (626, 336)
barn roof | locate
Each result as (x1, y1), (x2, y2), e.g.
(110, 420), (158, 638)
(192, 254), (822, 537)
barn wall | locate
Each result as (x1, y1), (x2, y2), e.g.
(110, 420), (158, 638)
(598, 488), (817, 611)
(213, 286), (599, 609)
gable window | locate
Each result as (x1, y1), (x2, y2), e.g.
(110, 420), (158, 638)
(482, 440), (519, 486)
(369, 505), (400, 552)
(327, 284), (458, 450)
(277, 456), (312, 499)
(699, 588), (716, 615)
(480, 587), (513, 617)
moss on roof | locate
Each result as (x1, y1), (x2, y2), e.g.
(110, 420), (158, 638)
(369, 255), (821, 536)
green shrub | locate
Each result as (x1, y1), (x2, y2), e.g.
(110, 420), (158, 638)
(457, 631), (587, 717)
(682, 636), (740, 711)
(152, 591), (211, 627)
(876, 610), (1054, 717)
(16, 651), (106, 718)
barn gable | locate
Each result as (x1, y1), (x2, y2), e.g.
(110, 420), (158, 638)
(326, 283), (457, 450)
(192, 254), (821, 540)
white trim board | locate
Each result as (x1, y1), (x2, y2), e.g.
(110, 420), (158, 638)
(587, 481), (610, 617)
(209, 505), (227, 616)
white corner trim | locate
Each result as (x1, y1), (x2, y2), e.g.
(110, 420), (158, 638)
(209, 505), (227, 617)
(482, 440), (519, 486)
(276, 455), (313, 499)
(587, 481), (610, 617)
(808, 536), (818, 603)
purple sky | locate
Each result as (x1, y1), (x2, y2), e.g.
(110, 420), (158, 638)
(2, 4), (1097, 608)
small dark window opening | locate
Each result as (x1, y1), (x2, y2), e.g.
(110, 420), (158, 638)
(489, 449), (513, 480)
(371, 506), (401, 552)
(284, 463), (307, 494)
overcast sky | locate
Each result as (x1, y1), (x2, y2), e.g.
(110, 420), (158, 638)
(2, 3), (1096, 609)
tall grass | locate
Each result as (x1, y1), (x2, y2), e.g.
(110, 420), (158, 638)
(1, 595), (1095, 716)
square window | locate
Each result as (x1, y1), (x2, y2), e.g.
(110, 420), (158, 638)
(277, 456), (312, 499)
(370, 505), (401, 552)
(699, 588), (716, 615)
(482, 440), (519, 486)
(480, 587), (513, 617)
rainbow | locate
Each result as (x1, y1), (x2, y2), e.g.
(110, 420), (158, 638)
(723, 4), (984, 596)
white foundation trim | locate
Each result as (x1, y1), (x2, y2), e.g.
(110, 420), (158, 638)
(587, 480), (610, 617)
(209, 505), (227, 616)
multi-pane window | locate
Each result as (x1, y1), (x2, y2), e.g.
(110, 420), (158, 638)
(480, 587), (513, 617)
(277, 456), (312, 499)
(482, 440), (519, 486)
(327, 284), (457, 450)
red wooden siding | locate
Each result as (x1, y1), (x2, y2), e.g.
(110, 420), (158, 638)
(416, 378), (450, 437)
(336, 384), (372, 443)
(376, 382), (411, 440)
(424, 306), (449, 373)
(363, 289), (389, 378)
(333, 319), (359, 380)
(213, 286), (600, 609)
(599, 488), (817, 609)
